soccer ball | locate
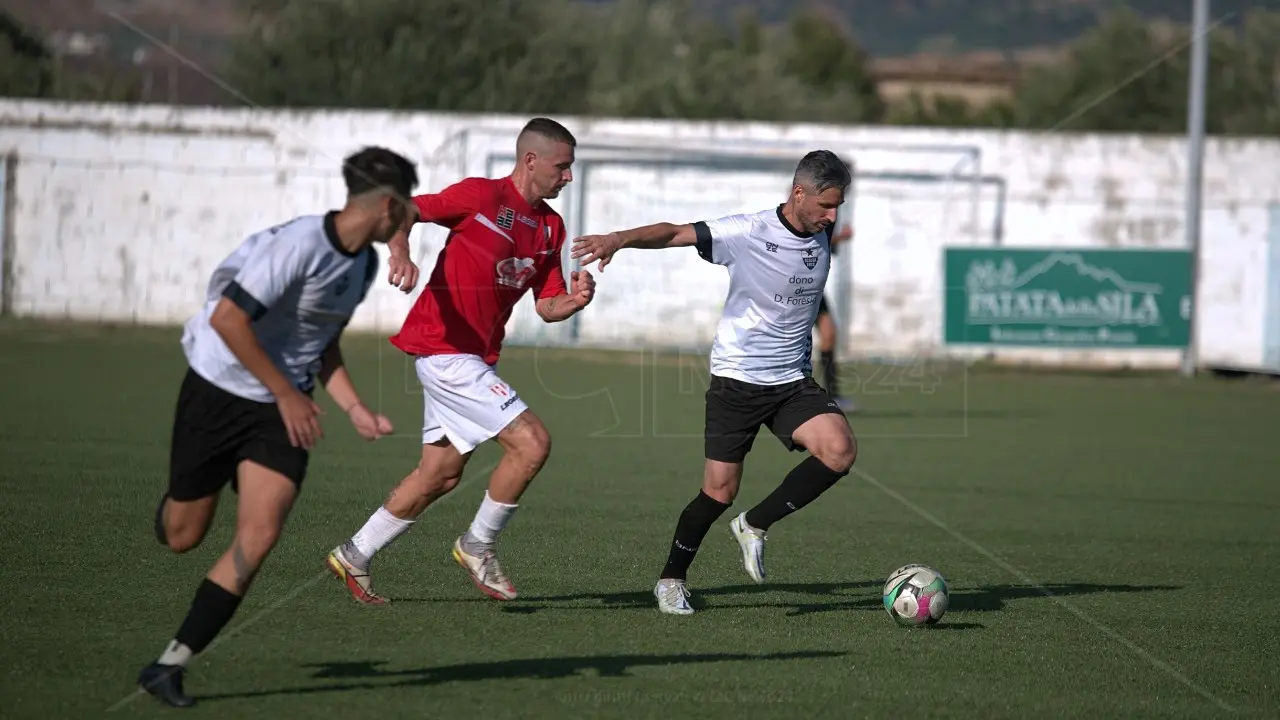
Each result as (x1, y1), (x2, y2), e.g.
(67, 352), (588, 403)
(882, 564), (950, 627)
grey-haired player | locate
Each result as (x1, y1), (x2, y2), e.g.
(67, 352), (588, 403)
(572, 150), (858, 615)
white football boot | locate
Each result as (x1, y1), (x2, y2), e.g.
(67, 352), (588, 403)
(654, 579), (694, 615)
(729, 513), (767, 584)
(326, 543), (388, 605)
(451, 536), (518, 600)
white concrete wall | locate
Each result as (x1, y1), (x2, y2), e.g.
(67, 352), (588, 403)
(2, 99), (1278, 370)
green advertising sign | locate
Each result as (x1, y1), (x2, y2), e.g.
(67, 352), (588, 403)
(943, 248), (1192, 348)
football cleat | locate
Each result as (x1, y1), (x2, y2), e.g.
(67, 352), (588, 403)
(326, 544), (388, 605)
(137, 662), (195, 708)
(654, 579), (694, 615)
(451, 537), (517, 600)
(730, 513), (767, 584)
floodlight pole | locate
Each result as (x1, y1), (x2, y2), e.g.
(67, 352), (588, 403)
(1181, 0), (1209, 377)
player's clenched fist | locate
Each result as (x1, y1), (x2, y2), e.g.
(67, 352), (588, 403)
(568, 269), (596, 309)
(570, 233), (622, 271)
(386, 201), (422, 292)
(346, 402), (394, 441)
(387, 254), (419, 293)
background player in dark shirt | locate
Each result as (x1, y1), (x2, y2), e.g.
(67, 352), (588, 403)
(815, 215), (858, 413)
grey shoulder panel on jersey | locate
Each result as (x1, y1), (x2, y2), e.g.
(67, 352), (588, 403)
(694, 221), (714, 263)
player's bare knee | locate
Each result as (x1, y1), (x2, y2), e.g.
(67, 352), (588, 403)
(410, 466), (449, 494)
(438, 473), (463, 494)
(162, 499), (215, 553)
(523, 426), (552, 471)
(399, 469), (452, 511)
(165, 527), (204, 554)
(702, 460), (742, 502)
(504, 416), (552, 473)
(235, 522), (282, 564)
(511, 445), (550, 481)
(703, 476), (739, 504)
(815, 433), (857, 474)
(164, 511), (212, 553)
(411, 441), (467, 502)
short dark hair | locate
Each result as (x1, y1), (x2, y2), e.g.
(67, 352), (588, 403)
(793, 150), (851, 194)
(519, 117), (577, 147)
(342, 146), (419, 199)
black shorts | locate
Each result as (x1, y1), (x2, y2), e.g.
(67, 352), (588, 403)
(817, 295), (831, 316)
(168, 368), (310, 501)
(704, 375), (843, 463)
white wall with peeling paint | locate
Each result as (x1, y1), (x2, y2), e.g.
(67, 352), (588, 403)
(2, 99), (1278, 371)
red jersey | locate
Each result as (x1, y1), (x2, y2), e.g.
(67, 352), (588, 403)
(390, 176), (568, 365)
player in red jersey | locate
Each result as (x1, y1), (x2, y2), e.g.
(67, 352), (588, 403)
(327, 118), (595, 604)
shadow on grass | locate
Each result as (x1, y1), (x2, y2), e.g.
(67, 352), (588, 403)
(198, 650), (847, 702)
(395, 580), (1177, 622)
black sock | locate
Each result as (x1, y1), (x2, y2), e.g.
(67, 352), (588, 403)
(821, 350), (838, 396)
(172, 579), (243, 657)
(744, 456), (848, 531)
(659, 491), (732, 580)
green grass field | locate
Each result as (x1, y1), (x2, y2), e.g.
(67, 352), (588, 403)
(1, 319), (1277, 718)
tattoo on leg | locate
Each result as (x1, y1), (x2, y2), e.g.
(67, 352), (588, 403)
(231, 540), (258, 591)
(504, 415), (528, 435)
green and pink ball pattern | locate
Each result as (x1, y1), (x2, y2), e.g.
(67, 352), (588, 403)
(882, 565), (950, 627)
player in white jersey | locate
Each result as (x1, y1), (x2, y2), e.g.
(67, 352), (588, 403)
(571, 150), (858, 615)
(136, 147), (419, 707)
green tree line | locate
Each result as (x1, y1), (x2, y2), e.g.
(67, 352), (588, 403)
(1, 9), (139, 103)
(4, 1), (1278, 136)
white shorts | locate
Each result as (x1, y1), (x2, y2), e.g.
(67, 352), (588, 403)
(416, 354), (529, 455)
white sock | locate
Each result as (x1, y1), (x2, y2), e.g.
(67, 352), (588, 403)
(350, 507), (415, 561)
(466, 491), (518, 546)
(157, 639), (193, 667)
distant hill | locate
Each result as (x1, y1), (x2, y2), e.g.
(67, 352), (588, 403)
(6, 0), (1280, 106)
(579, 0), (1280, 56)
(11, 0), (1280, 60)
(15, 0), (1280, 59)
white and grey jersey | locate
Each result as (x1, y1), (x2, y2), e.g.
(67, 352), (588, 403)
(695, 206), (832, 386)
(181, 212), (378, 403)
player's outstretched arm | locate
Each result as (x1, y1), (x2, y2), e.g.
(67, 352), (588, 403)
(209, 298), (324, 449)
(317, 339), (394, 441)
(570, 222), (697, 271)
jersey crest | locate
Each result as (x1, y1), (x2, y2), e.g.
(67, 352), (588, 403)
(496, 206), (516, 230)
(495, 257), (537, 289)
(802, 248), (819, 270)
